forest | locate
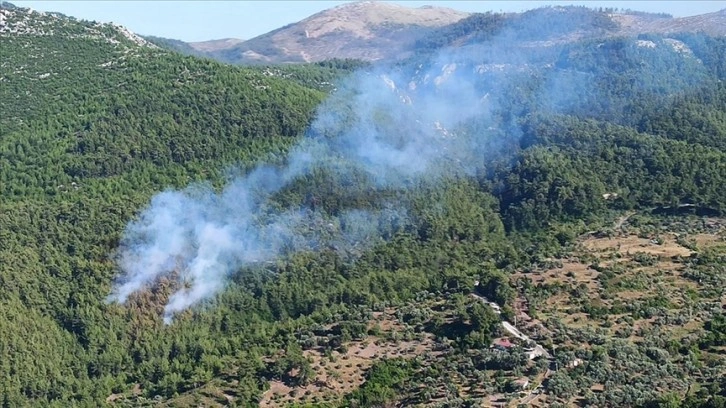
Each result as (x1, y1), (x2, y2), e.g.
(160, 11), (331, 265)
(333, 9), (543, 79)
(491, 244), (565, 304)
(0, 3), (725, 407)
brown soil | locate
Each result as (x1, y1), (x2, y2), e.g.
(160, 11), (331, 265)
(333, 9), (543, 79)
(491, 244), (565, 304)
(259, 312), (438, 407)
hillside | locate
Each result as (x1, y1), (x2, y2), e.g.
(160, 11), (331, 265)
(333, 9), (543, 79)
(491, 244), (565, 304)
(1, 2), (726, 408)
(209, 1), (469, 64)
(142, 35), (207, 57)
(0, 2), (154, 47)
(142, 36), (246, 58)
(189, 37), (245, 53)
(149, 4), (726, 65)
(0, 3), (334, 405)
(613, 8), (726, 37)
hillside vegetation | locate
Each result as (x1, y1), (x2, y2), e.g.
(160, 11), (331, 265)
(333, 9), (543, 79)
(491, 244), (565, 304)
(1, 3), (725, 408)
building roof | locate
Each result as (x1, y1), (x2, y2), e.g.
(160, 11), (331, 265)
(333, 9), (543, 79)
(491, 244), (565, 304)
(492, 338), (515, 348)
(512, 377), (530, 388)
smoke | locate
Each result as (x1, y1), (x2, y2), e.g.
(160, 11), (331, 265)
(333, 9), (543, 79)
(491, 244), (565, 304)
(107, 7), (711, 323)
(108, 58), (500, 322)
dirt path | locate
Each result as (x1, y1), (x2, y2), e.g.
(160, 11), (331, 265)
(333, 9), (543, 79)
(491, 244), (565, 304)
(613, 211), (636, 230)
(472, 292), (551, 359)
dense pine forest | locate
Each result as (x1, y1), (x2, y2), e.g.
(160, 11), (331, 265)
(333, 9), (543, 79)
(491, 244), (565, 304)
(1, 3), (725, 407)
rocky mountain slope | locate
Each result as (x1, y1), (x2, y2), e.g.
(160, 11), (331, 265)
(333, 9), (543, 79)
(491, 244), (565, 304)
(154, 2), (726, 65)
(209, 1), (469, 64)
(0, 2), (155, 48)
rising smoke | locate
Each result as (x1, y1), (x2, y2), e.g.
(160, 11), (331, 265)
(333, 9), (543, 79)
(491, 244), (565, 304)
(108, 59), (498, 323)
(107, 8), (709, 323)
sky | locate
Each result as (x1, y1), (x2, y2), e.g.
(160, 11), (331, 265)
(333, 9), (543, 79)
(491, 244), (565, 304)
(12, 1), (726, 42)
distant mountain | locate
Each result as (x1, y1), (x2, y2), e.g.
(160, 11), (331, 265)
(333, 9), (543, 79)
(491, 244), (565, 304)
(210, 1), (470, 64)
(146, 36), (245, 57)
(612, 8), (726, 37)
(152, 3), (726, 66)
(142, 35), (204, 56)
(6, 1), (725, 67)
(188, 37), (244, 53)
(410, 6), (726, 61)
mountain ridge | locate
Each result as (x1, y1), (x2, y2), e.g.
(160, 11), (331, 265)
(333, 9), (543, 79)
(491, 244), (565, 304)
(7, 1), (725, 65)
(0, 1), (156, 49)
(188, 37), (244, 52)
(187, 3), (726, 65)
(211, 1), (469, 64)
(612, 8), (726, 37)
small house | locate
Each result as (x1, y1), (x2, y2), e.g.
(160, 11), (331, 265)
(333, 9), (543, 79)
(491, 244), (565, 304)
(491, 338), (515, 351)
(511, 377), (530, 390)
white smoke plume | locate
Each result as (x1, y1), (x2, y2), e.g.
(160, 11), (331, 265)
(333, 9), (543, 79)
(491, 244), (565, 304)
(107, 60), (498, 322)
(107, 8), (710, 323)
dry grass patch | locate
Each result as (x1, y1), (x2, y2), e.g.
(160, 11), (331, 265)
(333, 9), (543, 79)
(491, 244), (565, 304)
(259, 311), (439, 407)
(583, 233), (694, 258)
(519, 216), (725, 347)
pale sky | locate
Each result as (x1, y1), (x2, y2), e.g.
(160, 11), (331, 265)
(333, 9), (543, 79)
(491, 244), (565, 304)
(12, 1), (726, 42)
